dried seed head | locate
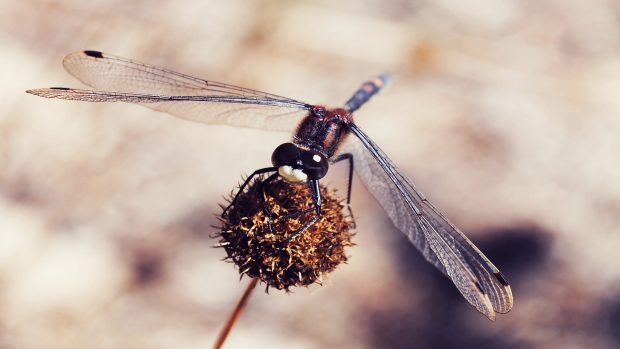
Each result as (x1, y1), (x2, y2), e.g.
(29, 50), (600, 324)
(215, 176), (355, 291)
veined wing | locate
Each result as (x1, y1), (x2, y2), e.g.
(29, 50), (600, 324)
(345, 124), (513, 320)
(26, 50), (312, 131)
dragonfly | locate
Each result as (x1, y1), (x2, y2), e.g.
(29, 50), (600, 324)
(27, 50), (513, 320)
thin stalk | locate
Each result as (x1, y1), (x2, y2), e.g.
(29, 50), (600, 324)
(213, 278), (258, 349)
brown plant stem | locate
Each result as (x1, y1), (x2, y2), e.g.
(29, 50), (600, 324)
(213, 278), (258, 349)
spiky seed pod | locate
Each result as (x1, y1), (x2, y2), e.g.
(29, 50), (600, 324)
(215, 176), (355, 291)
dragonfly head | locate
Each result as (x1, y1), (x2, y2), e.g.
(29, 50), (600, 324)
(271, 143), (329, 183)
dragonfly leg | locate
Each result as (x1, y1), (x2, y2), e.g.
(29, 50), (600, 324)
(288, 180), (322, 241)
(258, 172), (279, 232)
(222, 167), (276, 218)
(331, 153), (356, 227)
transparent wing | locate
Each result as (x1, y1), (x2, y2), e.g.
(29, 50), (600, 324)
(344, 124), (513, 320)
(26, 87), (310, 130)
(27, 50), (312, 131)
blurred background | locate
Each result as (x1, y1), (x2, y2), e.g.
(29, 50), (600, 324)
(1, 0), (620, 348)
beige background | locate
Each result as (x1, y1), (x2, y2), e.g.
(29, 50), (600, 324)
(1, 0), (620, 348)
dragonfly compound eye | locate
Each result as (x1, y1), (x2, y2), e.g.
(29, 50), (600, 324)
(301, 150), (329, 180)
(271, 142), (301, 167)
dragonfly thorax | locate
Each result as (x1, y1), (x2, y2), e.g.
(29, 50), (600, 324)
(271, 142), (328, 183)
(293, 107), (352, 159)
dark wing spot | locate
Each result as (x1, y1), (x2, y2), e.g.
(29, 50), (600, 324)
(50, 87), (70, 90)
(83, 50), (104, 58)
(494, 272), (510, 286)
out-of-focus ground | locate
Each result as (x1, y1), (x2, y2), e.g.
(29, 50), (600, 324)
(1, 0), (620, 348)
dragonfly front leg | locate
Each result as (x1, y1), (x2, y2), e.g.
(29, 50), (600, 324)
(222, 167), (276, 218)
(258, 172), (279, 232)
